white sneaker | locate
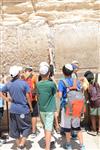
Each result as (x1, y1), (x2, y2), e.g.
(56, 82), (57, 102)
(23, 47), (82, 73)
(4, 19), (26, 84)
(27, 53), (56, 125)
(87, 131), (97, 136)
(0, 139), (6, 146)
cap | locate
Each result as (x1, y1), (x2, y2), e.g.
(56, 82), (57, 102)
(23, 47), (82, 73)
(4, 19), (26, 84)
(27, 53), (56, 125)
(72, 60), (79, 65)
(64, 64), (73, 71)
(71, 64), (79, 70)
(25, 66), (33, 72)
(39, 65), (49, 75)
(9, 66), (20, 77)
(39, 62), (49, 68)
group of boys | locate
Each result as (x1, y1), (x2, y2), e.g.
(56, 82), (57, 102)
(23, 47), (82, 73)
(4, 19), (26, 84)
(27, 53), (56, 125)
(0, 61), (100, 150)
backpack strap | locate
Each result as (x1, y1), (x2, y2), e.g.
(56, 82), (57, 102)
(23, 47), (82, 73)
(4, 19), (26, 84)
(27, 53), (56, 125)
(61, 79), (73, 115)
(61, 79), (70, 89)
(61, 78), (77, 91)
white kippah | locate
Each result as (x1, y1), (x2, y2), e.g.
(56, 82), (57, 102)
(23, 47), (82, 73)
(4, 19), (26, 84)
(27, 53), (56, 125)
(39, 66), (49, 75)
(65, 64), (73, 71)
(9, 66), (20, 77)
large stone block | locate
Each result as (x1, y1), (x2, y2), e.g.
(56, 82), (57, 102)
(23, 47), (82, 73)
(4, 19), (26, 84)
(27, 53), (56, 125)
(54, 22), (99, 71)
(0, 23), (49, 74)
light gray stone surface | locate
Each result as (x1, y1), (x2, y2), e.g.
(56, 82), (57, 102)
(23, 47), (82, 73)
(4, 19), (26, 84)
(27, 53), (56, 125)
(0, 127), (100, 150)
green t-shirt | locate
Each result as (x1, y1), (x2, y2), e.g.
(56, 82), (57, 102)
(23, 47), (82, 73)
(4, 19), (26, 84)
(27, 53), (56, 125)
(36, 80), (57, 112)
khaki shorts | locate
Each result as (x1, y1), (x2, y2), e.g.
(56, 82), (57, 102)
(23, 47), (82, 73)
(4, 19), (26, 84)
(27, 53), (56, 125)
(40, 112), (54, 131)
(90, 107), (100, 116)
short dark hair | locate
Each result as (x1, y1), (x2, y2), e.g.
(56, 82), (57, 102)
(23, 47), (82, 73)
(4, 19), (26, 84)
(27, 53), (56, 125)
(62, 65), (73, 76)
(84, 71), (94, 83)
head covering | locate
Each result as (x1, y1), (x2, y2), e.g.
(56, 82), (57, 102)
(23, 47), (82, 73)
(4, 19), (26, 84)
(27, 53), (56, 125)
(25, 66), (33, 72)
(39, 65), (49, 75)
(72, 60), (79, 65)
(9, 66), (20, 77)
(65, 64), (73, 71)
(39, 62), (49, 68)
(71, 64), (79, 70)
(62, 64), (73, 76)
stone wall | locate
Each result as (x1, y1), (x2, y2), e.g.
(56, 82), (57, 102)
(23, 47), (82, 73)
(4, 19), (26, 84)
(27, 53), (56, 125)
(0, 0), (100, 74)
(0, 23), (49, 73)
(55, 22), (99, 71)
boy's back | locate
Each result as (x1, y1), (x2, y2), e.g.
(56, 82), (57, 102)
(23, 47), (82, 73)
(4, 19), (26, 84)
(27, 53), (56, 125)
(36, 80), (57, 112)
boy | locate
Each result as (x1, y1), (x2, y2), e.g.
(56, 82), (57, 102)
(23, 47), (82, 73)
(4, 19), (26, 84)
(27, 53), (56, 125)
(0, 66), (32, 150)
(36, 65), (57, 150)
(39, 62), (60, 133)
(24, 67), (39, 137)
(58, 64), (85, 150)
(84, 71), (100, 136)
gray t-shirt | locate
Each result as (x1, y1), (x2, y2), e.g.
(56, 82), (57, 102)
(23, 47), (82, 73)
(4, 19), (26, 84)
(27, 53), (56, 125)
(2, 78), (30, 114)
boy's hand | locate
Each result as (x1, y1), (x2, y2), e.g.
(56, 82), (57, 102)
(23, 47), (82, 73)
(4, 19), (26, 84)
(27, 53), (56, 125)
(30, 107), (33, 113)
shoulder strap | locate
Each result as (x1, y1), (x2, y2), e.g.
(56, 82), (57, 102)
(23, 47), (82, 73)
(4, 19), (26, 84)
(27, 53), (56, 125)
(61, 79), (77, 90)
(61, 79), (69, 88)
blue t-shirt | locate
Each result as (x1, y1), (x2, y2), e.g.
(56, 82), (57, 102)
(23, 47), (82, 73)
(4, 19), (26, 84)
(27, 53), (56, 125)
(58, 77), (81, 108)
(1, 79), (30, 114)
(0, 83), (5, 108)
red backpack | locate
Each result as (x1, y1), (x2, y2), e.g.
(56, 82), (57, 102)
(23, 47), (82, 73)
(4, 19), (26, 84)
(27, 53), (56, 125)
(88, 83), (100, 108)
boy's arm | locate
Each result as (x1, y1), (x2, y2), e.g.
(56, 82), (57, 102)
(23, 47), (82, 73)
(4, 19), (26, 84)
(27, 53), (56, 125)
(35, 84), (39, 101)
(58, 91), (62, 99)
(0, 92), (11, 103)
(24, 82), (33, 112)
(26, 92), (33, 112)
(58, 80), (63, 99)
(32, 75), (37, 89)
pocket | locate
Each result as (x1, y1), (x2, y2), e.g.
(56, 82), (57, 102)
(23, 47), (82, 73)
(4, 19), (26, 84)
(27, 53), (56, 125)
(24, 113), (31, 124)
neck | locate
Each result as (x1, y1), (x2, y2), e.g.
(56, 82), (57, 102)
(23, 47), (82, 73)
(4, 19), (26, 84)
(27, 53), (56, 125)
(42, 77), (49, 81)
(64, 75), (71, 78)
(12, 75), (19, 81)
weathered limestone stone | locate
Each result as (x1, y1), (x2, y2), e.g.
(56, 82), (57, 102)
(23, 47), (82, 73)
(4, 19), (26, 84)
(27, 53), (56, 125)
(0, 24), (49, 73)
(54, 22), (99, 71)
(0, 0), (100, 74)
